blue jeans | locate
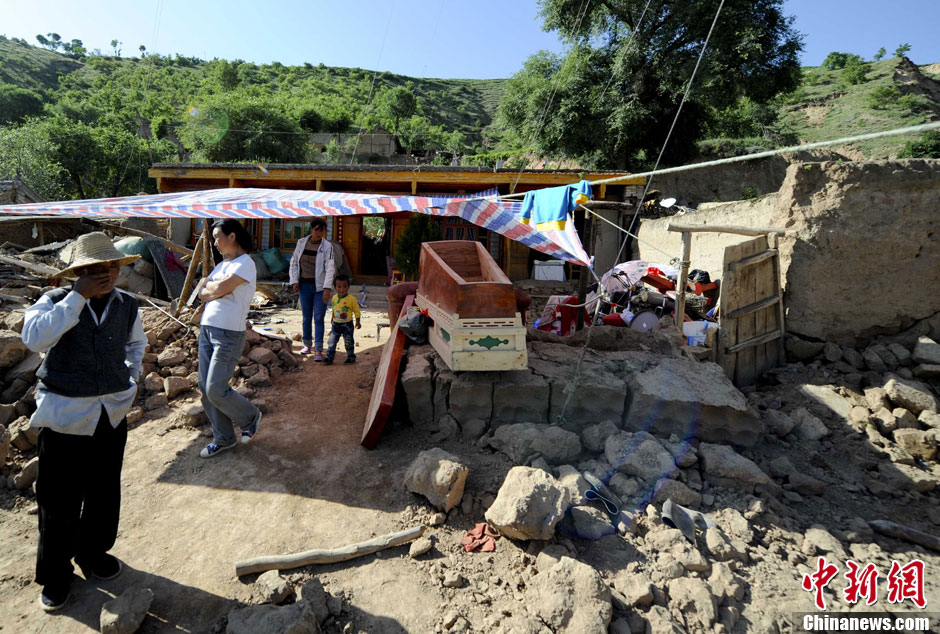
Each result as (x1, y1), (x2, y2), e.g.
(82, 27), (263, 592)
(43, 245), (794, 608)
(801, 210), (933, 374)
(198, 325), (259, 446)
(299, 282), (328, 351)
(326, 321), (356, 361)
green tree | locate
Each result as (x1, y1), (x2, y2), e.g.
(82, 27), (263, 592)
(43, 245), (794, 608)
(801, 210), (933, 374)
(822, 52), (863, 70)
(0, 121), (66, 201)
(180, 94), (309, 163)
(895, 43), (911, 58)
(0, 84), (44, 125)
(867, 85), (901, 110)
(873, 47), (886, 61)
(299, 108), (323, 133)
(898, 130), (940, 158)
(46, 33), (62, 51)
(382, 85), (417, 133)
(840, 57), (870, 85)
(35, 34), (51, 49)
(499, 0), (802, 169)
(110, 39), (121, 56)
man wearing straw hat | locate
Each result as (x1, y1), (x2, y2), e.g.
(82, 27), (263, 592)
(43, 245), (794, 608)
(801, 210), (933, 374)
(21, 231), (148, 612)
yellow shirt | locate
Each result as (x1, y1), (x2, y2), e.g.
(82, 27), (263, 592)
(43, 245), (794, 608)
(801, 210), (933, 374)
(331, 293), (361, 323)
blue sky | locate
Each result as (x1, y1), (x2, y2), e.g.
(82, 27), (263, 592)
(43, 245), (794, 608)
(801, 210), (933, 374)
(4, 1), (939, 78)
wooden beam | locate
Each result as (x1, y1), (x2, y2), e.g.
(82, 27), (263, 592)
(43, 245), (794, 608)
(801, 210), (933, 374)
(725, 329), (782, 354)
(725, 294), (780, 320)
(674, 231), (692, 329)
(0, 254), (59, 277)
(174, 234), (203, 317)
(667, 223), (786, 236)
(80, 219), (194, 257)
(728, 248), (778, 272)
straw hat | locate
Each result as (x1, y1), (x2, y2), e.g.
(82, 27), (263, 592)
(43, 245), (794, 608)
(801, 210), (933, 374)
(56, 232), (141, 278)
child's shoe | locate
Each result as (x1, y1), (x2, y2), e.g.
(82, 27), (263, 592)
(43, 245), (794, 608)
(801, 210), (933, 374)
(344, 357), (356, 364)
(322, 357), (334, 365)
(241, 410), (262, 444)
(199, 441), (236, 458)
(313, 352), (324, 362)
(299, 346), (310, 355)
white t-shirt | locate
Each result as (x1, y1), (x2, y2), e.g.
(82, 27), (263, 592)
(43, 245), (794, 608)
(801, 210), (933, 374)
(201, 253), (256, 332)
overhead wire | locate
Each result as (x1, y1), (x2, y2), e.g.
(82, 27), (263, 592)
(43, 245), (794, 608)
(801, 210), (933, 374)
(347, 0), (396, 165)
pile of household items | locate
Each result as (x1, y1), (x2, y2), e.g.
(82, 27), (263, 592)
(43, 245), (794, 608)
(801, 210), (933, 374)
(534, 260), (719, 347)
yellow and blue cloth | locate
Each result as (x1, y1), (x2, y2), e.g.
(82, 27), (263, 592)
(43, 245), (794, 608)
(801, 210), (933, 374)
(520, 180), (592, 231)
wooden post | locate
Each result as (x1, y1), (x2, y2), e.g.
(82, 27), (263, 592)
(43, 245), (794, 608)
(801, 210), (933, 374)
(174, 234), (204, 317)
(576, 212), (593, 331)
(769, 233), (787, 362)
(202, 221), (212, 275)
(674, 231), (692, 330)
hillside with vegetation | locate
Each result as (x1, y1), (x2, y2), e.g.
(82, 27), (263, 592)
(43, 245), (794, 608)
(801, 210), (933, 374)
(1, 20), (939, 204)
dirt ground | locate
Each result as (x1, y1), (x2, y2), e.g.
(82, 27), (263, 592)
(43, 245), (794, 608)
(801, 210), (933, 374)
(1, 306), (939, 633)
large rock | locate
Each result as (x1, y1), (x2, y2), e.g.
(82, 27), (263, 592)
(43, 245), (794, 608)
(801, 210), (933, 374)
(885, 376), (938, 414)
(0, 403), (15, 427)
(652, 478), (702, 507)
(798, 385), (853, 420)
(667, 576), (718, 629)
(485, 466), (569, 540)
(100, 587), (153, 634)
(699, 443), (769, 488)
(157, 347), (187, 367)
(247, 346), (279, 366)
(256, 570), (293, 604)
(569, 505), (616, 540)
(3, 351), (41, 383)
(624, 357), (761, 447)
(226, 603), (320, 634)
(488, 423), (581, 465)
(299, 578), (330, 625)
(8, 416), (38, 450)
(163, 376), (192, 399)
(790, 407), (830, 441)
(913, 336), (940, 365)
(605, 431), (677, 482)
(893, 429), (937, 461)
(525, 556), (611, 633)
(764, 410), (796, 437)
(403, 448), (468, 512)
(13, 456), (39, 490)
(581, 420), (619, 453)
(401, 347), (434, 427)
(492, 370), (550, 425)
(0, 330), (28, 368)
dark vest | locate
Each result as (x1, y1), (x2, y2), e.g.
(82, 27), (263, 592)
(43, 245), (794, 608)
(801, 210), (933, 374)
(36, 288), (139, 397)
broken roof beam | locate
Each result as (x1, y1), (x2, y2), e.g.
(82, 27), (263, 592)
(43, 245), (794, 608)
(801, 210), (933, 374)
(0, 254), (60, 278)
(80, 218), (194, 257)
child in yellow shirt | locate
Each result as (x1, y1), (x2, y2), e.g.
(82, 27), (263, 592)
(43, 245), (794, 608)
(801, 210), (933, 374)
(323, 274), (361, 365)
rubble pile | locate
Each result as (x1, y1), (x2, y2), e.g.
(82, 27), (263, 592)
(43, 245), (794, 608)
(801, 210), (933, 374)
(0, 302), (299, 495)
(393, 330), (939, 633)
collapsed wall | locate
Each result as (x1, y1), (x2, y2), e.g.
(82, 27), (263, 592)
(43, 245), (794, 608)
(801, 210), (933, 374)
(638, 159), (940, 346)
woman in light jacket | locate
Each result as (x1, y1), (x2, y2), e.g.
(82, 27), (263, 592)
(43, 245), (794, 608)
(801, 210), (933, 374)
(289, 218), (335, 360)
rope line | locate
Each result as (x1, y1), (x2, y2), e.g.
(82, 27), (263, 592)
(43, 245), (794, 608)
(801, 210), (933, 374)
(579, 205), (679, 263)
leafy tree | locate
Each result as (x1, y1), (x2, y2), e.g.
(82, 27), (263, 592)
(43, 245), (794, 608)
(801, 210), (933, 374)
(110, 39), (121, 56)
(299, 108), (322, 133)
(499, 0), (802, 169)
(873, 47), (886, 61)
(0, 121), (66, 200)
(707, 97), (778, 138)
(394, 214), (442, 279)
(64, 39), (86, 59)
(0, 84), (44, 125)
(895, 43), (911, 58)
(840, 58), (870, 85)
(46, 33), (62, 51)
(822, 52), (863, 70)
(381, 85), (417, 133)
(867, 85), (901, 110)
(898, 131), (940, 158)
(35, 34), (51, 49)
(323, 138), (344, 163)
(179, 93), (310, 163)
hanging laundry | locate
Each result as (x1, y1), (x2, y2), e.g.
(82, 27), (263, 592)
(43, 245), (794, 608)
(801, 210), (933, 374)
(520, 180), (592, 231)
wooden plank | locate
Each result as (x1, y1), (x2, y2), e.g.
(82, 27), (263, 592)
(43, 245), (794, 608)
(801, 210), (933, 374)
(753, 241), (775, 374)
(769, 233), (787, 363)
(0, 254), (59, 277)
(80, 218), (194, 257)
(728, 249), (778, 272)
(725, 330), (782, 354)
(674, 231), (692, 329)
(735, 236), (765, 386)
(717, 236), (767, 386)
(725, 295), (780, 320)
(174, 234), (203, 317)
(361, 295), (414, 449)
(667, 223), (786, 237)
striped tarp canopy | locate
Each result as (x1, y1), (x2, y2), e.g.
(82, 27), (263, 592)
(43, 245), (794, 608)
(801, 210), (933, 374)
(0, 188), (590, 265)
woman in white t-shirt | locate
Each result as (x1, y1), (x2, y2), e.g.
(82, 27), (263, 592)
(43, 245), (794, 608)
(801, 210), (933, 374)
(196, 219), (263, 458)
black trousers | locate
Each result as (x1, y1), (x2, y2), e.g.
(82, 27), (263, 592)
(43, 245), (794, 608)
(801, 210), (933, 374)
(35, 408), (127, 587)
